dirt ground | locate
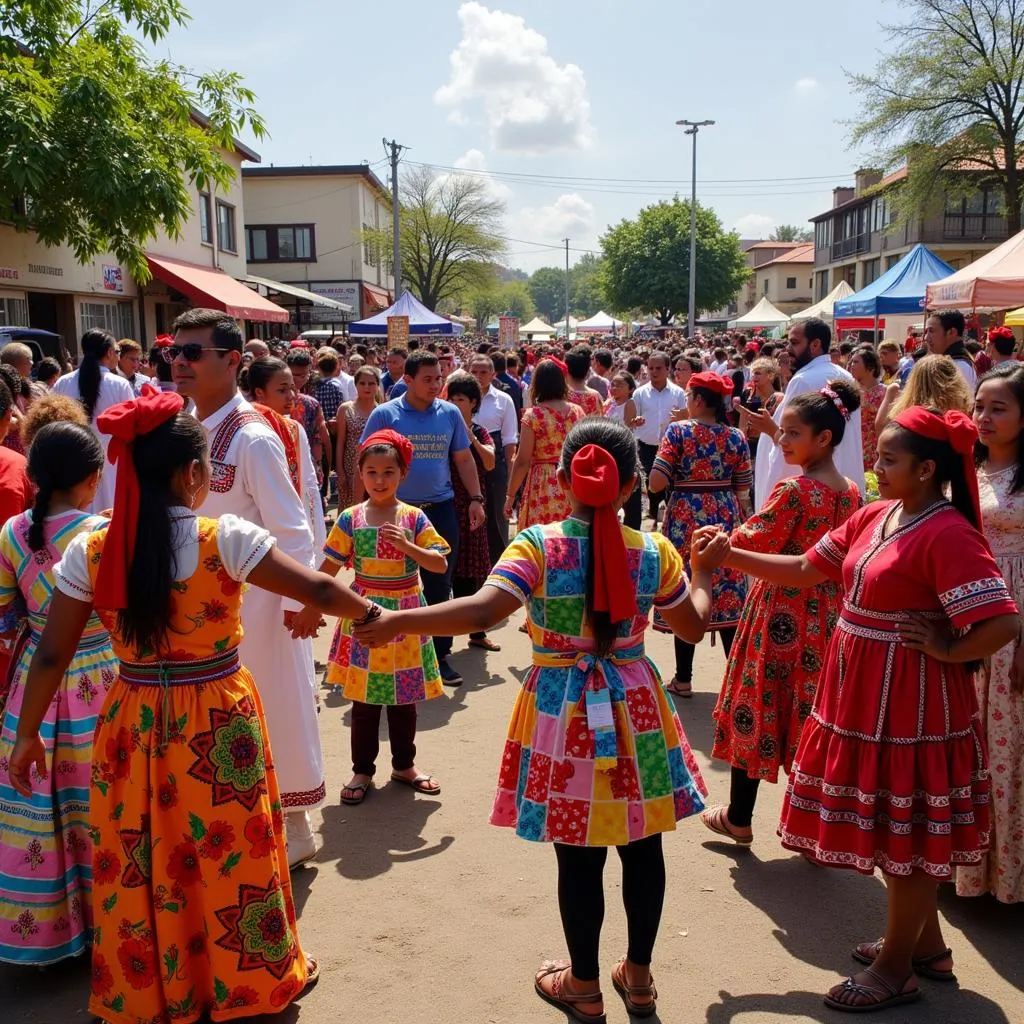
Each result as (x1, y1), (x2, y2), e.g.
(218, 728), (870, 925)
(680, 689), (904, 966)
(4, 614), (1023, 1024)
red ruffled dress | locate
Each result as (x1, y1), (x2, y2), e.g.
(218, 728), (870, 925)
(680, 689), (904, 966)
(779, 499), (1018, 878)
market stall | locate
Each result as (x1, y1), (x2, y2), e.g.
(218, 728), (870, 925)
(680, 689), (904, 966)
(925, 227), (1024, 310)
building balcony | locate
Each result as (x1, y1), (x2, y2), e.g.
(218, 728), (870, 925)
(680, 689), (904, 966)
(830, 233), (871, 261)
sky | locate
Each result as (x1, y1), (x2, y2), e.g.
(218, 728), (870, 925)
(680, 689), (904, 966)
(157, 0), (900, 272)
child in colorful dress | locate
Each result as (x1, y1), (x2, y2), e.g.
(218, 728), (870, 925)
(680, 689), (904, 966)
(719, 407), (1019, 1012)
(8, 392), (374, 1024)
(702, 381), (862, 845)
(0, 423), (113, 965)
(354, 418), (728, 1023)
(294, 428), (450, 807)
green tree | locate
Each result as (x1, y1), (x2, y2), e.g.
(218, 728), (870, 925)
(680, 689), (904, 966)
(0, 1), (266, 280)
(374, 164), (506, 310)
(496, 280), (534, 321)
(600, 199), (748, 325)
(569, 252), (606, 316)
(527, 266), (565, 321)
(771, 224), (812, 242)
(848, 0), (1024, 233)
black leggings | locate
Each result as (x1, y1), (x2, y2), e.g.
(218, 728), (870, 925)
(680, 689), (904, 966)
(728, 766), (761, 829)
(673, 627), (736, 683)
(553, 834), (665, 982)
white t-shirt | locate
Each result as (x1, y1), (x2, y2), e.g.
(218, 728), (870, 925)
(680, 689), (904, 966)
(55, 511), (273, 601)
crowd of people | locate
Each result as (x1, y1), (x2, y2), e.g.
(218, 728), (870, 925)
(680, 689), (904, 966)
(0, 305), (1019, 1022)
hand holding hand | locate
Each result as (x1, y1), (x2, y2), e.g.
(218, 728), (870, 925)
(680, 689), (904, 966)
(898, 612), (952, 660)
(691, 526), (729, 573)
(8, 735), (45, 798)
(289, 605), (325, 640)
(352, 608), (402, 648)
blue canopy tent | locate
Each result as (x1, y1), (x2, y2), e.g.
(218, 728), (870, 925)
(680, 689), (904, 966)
(833, 244), (955, 336)
(348, 289), (465, 337)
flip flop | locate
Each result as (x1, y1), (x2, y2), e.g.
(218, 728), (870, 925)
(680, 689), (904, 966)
(534, 960), (607, 1024)
(340, 781), (373, 806)
(468, 637), (502, 652)
(303, 956), (321, 992)
(823, 967), (921, 1013)
(666, 678), (693, 698)
(852, 938), (956, 982)
(610, 958), (657, 1018)
(700, 805), (753, 846)
(390, 772), (441, 796)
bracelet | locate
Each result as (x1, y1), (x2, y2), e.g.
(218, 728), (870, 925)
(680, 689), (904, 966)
(469, 495), (485, 504)
(352, 602), (382, 627)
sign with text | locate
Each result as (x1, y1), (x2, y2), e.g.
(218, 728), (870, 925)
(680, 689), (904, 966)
(102, 265), (124, 293)
(0, 267), (19, 281)
(387, 315), (409, 346)
(498, 316), (519, 348)
(308, 281), (360, 311)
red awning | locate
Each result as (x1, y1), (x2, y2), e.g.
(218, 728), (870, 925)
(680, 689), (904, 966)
(362, 283), (390, 312)
(146, 254), (289, 323)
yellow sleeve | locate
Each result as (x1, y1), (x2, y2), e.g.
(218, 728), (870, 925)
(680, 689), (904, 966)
(484, 526), (545, 605)
(651, 532), (689, 609)
(0, 523), (19, 622)
(323, 510), (354, 568)
(413, 509), (451, 555)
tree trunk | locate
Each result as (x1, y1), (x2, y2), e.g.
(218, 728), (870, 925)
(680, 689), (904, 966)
(1004, 166), (1021, 236)
(659, 308), (671, 326)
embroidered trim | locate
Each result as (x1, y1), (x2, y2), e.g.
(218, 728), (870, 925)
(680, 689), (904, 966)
(281, 781), (327, 809)
(209, 409), (266, 462)
(237, 537), (273, 580)
(939, 577), (1012, 619)
(483, 575), (530, 606)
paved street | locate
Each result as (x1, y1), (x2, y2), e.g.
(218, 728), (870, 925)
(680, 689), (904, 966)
(4, 610), (1021, 1024)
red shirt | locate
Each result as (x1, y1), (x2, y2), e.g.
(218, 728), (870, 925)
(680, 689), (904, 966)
(0, 446), (33, 525)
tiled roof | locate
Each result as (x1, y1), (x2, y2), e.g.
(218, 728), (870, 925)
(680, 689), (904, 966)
(759, 244), (815, 267)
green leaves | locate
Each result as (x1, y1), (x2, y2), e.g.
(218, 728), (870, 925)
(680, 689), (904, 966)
(0, 1), (265, 279)
(188, 812), (206, 841)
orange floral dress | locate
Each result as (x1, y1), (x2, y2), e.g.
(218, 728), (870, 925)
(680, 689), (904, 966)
(55, 515), (308, 1024)
(519, 403), (584, 529)
(567, 388), (603, 417)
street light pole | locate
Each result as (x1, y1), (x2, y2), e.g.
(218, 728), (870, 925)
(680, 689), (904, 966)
(676, 119), (715, 340)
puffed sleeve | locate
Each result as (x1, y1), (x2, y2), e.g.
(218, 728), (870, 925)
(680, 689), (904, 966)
(54, 532), (95, 603)
(932, 519), (1019, 629)
(732, 478), (802, 553)
(216, 514), (275, 582)
(413, 510), (451, 555)
(652, 532), (689, 609)
(484, 526), (545, 604)
(323, 510), (354, 568)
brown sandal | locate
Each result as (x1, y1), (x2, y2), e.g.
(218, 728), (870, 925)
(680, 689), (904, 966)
(700, 805), (753, 846)
(852, 938), (956, 982)
(390, 771), (441, 795)
(665, 677), (692, 698)
(611, 958), (657, 1018)
(534, 961), (606, 1024)
(823, 967), (921, 1013)
(468, 637), (502, 652)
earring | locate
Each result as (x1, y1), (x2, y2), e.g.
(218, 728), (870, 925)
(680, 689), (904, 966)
(187, 488), (198, 510)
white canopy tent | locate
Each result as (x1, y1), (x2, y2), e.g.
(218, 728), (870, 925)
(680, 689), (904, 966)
(519, 316), (556, 338)
(728, 296), (791, 329)
(576, 310), (624, 333)
(788, 280), (855, 321)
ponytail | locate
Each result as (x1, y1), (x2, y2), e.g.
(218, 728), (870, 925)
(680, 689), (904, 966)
(27, 485), (52, 552)
(78, 329), (117, 420)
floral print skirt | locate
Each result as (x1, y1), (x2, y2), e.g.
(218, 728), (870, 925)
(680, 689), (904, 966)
(0, 632), (116, 965)
(87, 659), (308, 1024)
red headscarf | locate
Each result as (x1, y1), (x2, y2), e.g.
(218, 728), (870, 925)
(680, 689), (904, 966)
(988, 325), (1015, 343)
(94, 391), (185, 611)
(892, 407), (981, 526)
(570, 444), (638, 623)
(361, 428), (414, 467)
(545, 357), (569, 377)
(151, 334), (174, 349)
(688, 371), (734, 396)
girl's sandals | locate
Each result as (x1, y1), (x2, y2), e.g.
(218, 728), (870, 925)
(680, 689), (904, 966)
(534, 961), (606, 1024)
(852, 938), (956, 982)
(610, 957), (657, 1018)
(303, 956), (321, 992)
(340, 780), (372, 806)
(468, 636), (502, 652)
(823, 967), (921, 1013)
(700, 805), (753, 846)
(665, 677), (692, 698)
(390, 771), (441, 796)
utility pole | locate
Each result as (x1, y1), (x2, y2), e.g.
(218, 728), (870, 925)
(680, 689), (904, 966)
(383, 138), (406, 297)
(675, 119), (715, 340)
(564, 238), (570, 340)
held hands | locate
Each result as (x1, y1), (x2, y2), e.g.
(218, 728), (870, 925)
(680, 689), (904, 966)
(352, 608), (401, 648)
(289, 605), (326, 640)
(898, 613), (953, 660)
(690, 526), (730, 573)
(8, 735), (45, 798)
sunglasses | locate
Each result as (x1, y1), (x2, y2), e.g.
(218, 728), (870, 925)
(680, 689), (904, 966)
(168, 344), (232, 362)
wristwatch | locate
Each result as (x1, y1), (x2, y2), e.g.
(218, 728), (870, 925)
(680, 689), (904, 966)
(469, 495), (485, 504)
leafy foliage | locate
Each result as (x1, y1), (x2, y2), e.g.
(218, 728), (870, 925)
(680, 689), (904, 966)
(771, 224), (813, 242)
(600, 198), (748, 325)
(0, 0), (267, 280)
(526, 254), (606, 321)
(848, 0), (1024, 232)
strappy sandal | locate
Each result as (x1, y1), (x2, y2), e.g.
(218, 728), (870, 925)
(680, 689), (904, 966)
(340, 781), (372, 806)
(610, 957), (657, 1018)
(665, 678), (692, 698)
(534, 961), (606, 1024)
(468, 637), (502, 652)
(390, 772), (441, 795)
(852, 938), (956, 982)
(823, 967), (921, 1013)
(700, 805), (753, 846)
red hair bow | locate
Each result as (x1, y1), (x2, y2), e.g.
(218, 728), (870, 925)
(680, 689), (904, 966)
(988, 325), (1015, 342)
(361, 428), (414, 467)
(570, 444), (638, 623)
(688, 371), (734, 396)
(93, 392), (185, 611)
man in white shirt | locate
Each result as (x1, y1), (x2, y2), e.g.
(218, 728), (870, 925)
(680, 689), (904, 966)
(627, 351), (686, 529)
(748, 318), (865, 511)
(923, 311), (978, 390)
(171, 307), (324, 868)
(469, 354), (518, 563)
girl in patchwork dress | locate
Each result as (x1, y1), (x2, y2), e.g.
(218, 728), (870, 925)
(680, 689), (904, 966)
(354, 419), (728, 1024)
(294, 429), (450, 807)
(8, 394), (374, 1024)
(0, 423), (114, 965)
(719, 408), (1019, 1012)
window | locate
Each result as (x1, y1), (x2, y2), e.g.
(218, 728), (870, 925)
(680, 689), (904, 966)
(863, 257), (881, 285)
(80, 301), (133, 338)
(871, 197), (890, 232)
(0, 296), (28, 325)
(763, 278), (769, 295)
(816, 269), (830, 300)
(244, 224), (315, 263)
(814, 219), (832, 249)
(785, 276), (797, 290)
(945, 186), (1005, 237)
(216, 201), (236, 253)
(362, 222), (380, 267)
(198, 192), (212, 244)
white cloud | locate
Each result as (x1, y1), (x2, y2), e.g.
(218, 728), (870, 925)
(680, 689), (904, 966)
(794, 77), (819, 94)
(435, 3), (594, 155)
(733, 213), (776, 238)
(451, 148), (513, 203)
(506, 194), (597, 270)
